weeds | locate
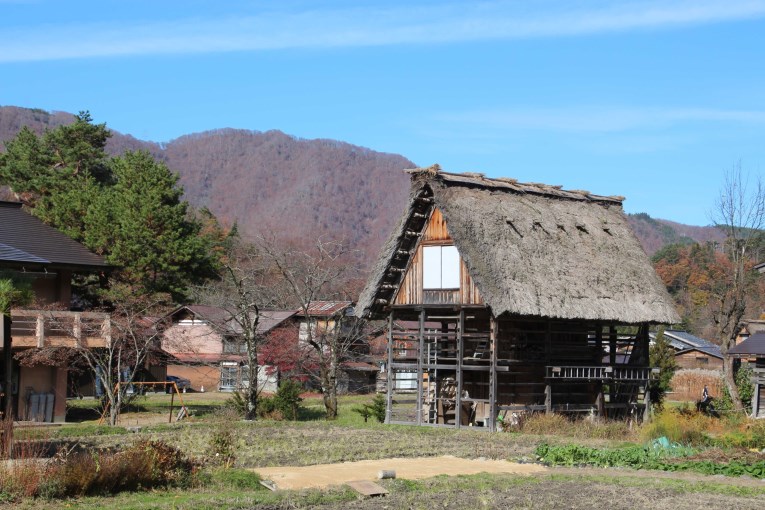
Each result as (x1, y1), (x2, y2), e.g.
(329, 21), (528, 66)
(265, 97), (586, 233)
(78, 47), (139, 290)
(516, 413), (635, 441)
(0, 439), (196, 501)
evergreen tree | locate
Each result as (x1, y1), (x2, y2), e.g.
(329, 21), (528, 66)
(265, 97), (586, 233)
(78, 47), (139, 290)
(0, 111), (111, 241)
(86, 150), (219, 299)
(0, 115), (225, 301)
(649, 328), (677, 410)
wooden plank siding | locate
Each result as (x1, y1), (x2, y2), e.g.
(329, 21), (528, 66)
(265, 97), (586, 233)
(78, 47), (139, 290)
(393, 208), (483, 306)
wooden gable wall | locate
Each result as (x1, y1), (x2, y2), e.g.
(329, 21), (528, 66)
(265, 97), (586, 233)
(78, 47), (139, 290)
(394, 208), (483, 306)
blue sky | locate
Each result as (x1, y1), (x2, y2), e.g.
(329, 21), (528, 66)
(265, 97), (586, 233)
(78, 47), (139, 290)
(1, 0), (764, 226)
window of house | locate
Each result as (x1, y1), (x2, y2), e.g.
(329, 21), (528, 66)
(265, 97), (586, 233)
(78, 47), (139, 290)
(219, 364), (239, 390)
(423, 245), (460, 289)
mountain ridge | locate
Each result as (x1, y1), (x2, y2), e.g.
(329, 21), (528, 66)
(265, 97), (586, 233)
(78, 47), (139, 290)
(0, 106), (722, 260)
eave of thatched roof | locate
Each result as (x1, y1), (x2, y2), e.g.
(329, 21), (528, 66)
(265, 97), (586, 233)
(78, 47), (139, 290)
(357, 166), (680, 325)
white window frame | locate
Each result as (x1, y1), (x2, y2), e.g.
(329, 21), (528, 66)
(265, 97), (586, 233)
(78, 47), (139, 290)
(422, 245), (460, 290)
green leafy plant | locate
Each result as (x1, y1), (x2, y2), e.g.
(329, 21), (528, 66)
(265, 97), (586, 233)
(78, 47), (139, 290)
(717, 364), (754, 414)
(535, 442), (765, 479)
(352, 394), (386, 423)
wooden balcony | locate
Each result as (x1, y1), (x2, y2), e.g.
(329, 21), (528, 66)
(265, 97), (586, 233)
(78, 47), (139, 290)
(10, 309), (111, 349)
(545, 365), (654, 382)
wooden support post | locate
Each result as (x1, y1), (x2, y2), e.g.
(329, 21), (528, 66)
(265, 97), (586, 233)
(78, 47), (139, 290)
(608, 325), (617, 366)
(455, 309), (464, 429)
(416, 309), (425, 426)
(609, 325), (617, 404)
(545, 384), (552, 414)
(2, 314), (12, 422)
(489, 316), (498, 432)
(169, 386), (175, 423)
(1, 314), (11, 458)
(385, 313), (393, 424)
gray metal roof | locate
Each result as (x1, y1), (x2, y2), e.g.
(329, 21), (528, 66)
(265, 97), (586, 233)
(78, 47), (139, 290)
(729, 333), (765, 356)
(0, 201), (107, 270)
(651, 329), (723, 359)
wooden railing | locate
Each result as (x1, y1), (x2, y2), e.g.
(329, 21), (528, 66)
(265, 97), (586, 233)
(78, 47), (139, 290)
(10, 309), (111, 348)
(545, 365), (654, 382)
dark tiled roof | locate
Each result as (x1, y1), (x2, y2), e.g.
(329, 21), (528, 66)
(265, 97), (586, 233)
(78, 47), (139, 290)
(0, 243), (49, 264)
(729, 333), (765, 356)
(0, 201), (107, 270)
(172, 305), (296, 335)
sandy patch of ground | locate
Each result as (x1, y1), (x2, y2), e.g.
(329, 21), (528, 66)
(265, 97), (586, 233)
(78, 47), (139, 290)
(254, 455), (546, 490)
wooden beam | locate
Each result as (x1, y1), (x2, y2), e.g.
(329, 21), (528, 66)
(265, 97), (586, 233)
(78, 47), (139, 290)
(386, 312), (394, 424)
(417, 309), (425, 426)
(2, 314), (12, 423)
(455, 308), (464, 429)
(489, 315), (498, 432)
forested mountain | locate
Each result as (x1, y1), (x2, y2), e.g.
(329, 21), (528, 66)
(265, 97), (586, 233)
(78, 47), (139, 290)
(0, 107), (413, 263)
(0, 106), (722, 263)
(627, 213), (725, 256)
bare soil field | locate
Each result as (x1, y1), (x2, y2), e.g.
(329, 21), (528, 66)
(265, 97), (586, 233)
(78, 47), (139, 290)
(254, 455), (546, 489)
(329, 473), (765, 510)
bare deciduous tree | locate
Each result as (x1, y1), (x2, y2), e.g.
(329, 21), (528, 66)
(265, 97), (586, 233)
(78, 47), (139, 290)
(17, 287), (172, 426)
(257, 236), (367, 419)
(195, 242), (277, 420)
(711, 164), (765, 412)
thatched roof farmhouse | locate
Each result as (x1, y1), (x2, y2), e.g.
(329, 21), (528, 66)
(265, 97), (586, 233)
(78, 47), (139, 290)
(358, 166), (679, 430)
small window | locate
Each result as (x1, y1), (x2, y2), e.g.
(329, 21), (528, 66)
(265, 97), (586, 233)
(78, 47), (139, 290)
(423, 245), (460, 289)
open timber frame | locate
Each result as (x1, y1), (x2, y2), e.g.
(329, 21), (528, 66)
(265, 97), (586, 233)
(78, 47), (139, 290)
(384, 306), (653, 431)
(358, 167), (679, 431)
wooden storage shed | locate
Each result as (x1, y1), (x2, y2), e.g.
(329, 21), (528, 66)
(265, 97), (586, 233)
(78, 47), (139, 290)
(357, 166), (679, 430)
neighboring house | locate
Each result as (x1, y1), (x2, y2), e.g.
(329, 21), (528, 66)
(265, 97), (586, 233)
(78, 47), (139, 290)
(161, 305), (294, 392)
(357, 167), (679, 430)
(650, 330), (723, 370)
(293, 301), (378, 394)
(728, 334), (765, 418)
(0, 201), (110, 422)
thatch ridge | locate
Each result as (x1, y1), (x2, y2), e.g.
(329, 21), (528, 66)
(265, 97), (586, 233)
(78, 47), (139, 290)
(358, 167), (679, 325)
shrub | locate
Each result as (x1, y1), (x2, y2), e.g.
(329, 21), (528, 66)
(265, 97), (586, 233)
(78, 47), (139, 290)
(352, 394), (387, 424)
(224, 391), (248, 416)
(256, 396), (280, 419)
(55, 439), (196, 496)
(717, 364), (754, 413)
(208, 428), (236, 466)
(0, 439), (197, 501)
(273, 380), (304, 420)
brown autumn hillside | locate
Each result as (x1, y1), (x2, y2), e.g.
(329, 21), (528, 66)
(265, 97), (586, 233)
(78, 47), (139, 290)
(0, 106), (722, 263)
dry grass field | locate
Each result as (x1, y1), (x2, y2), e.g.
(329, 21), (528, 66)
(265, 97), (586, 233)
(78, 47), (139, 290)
(4, 393), (765, 509)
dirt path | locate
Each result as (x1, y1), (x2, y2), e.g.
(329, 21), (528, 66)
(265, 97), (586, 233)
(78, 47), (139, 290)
(253, 455), (546, 490)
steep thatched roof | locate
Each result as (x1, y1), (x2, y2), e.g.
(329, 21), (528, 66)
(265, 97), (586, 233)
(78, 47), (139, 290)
(357, 166), (680, 324)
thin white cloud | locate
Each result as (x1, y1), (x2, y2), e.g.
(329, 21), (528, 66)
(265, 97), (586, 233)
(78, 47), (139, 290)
(2, 0), (765, 62)
(435, 106), (765, 133)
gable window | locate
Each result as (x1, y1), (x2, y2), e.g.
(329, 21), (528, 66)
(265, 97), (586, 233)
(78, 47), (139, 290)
(423, 245), (460, 289)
